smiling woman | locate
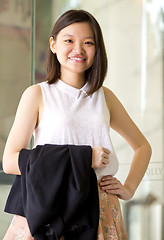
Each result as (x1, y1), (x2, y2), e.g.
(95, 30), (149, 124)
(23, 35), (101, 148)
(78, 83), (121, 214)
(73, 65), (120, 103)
(2, 9), (152, 240)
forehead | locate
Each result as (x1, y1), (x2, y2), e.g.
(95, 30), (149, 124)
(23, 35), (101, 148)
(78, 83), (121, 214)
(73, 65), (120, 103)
(57, 22), (94, 38)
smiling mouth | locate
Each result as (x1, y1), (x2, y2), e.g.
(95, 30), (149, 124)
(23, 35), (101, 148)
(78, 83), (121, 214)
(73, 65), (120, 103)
(69, 57), (86, 62)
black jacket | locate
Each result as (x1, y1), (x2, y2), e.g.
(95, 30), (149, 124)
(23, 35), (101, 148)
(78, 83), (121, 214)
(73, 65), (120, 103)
(5, 144), (99, 240)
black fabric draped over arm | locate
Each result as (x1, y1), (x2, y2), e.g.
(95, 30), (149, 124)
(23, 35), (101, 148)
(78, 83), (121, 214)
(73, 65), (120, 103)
(4, 144), (99, 240)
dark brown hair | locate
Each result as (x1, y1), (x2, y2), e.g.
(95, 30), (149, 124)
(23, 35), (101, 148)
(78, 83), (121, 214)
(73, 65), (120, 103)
(45, 9), (108, 95)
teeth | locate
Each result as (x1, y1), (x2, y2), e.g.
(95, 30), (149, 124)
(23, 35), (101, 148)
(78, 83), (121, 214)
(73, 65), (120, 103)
(69, 57), (85, 61)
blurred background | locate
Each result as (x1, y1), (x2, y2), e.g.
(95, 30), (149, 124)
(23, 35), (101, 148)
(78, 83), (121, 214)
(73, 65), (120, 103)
(0, 0), (163, 239)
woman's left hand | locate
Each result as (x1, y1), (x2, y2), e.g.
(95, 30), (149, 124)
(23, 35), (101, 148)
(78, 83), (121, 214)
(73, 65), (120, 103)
(99, 175), (134, 201)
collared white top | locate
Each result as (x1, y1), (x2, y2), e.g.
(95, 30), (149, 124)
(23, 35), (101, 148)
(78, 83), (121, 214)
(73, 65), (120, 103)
(33, 79), (119, 180)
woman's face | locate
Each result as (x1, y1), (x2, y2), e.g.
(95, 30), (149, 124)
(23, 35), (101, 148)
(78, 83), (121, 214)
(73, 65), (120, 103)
(50, 22), (96, 79)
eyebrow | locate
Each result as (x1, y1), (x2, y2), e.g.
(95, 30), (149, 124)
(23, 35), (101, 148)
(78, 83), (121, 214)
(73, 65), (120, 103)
(63, 34), (94, 39)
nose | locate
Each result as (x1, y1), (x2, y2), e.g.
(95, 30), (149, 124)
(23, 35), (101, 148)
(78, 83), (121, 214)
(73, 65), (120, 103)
(72, 43), (85, 54)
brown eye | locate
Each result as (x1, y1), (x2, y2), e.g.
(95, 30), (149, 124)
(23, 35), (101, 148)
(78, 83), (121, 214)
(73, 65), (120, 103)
(85, 41), (94, 45)
(64, 39), (73, 43)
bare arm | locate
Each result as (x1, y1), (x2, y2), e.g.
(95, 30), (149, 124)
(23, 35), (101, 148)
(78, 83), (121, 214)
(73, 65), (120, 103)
(100, 87), (152, 200)
(2, 85), (42, 175)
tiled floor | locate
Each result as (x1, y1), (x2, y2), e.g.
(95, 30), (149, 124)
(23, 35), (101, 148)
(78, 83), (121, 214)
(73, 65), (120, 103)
(0, 185), (13, 239)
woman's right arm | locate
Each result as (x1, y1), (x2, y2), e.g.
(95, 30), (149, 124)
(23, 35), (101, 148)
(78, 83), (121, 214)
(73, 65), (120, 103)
(2, 85), (42, 175)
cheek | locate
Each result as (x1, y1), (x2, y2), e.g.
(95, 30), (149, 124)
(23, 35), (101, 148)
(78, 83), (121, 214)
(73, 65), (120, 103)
(55, 52), (67, 64)
(56, 46), (71, 61)
(89, 48), (96, 60)
(89, 52), (96, 65)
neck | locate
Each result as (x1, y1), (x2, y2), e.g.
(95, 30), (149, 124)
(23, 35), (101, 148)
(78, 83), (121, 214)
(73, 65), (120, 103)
(60, 72), (85, 89)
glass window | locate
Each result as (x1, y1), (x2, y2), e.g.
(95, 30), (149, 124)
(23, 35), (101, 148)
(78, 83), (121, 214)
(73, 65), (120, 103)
(1, 0), (163, 239)
(0, 0), (32, 237)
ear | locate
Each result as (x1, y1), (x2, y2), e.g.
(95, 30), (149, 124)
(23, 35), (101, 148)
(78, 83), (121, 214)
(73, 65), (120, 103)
(49, 37), (56, 54)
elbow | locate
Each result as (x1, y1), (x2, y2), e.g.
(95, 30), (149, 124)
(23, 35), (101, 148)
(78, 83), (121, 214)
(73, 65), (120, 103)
(2, 165), (10, 175)
(2, 151), (21, 175)
(2, 150), (12, 174)
(147, 141), (152, 155)
(2, 157), (19, 175)
(145, 140), (152, 160)
(2, 163), (20, 175)
(2, 160), (11, 174)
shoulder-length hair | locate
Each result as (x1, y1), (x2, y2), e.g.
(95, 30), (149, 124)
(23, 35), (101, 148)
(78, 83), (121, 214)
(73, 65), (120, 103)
(45, 9), (108, 95)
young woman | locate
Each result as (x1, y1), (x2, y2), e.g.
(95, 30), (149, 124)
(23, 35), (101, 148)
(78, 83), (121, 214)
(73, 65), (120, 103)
(2, 9), (151, 240)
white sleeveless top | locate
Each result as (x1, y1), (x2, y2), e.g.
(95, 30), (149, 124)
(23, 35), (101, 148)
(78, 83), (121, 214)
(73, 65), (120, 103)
(33, 80), (119, 180)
